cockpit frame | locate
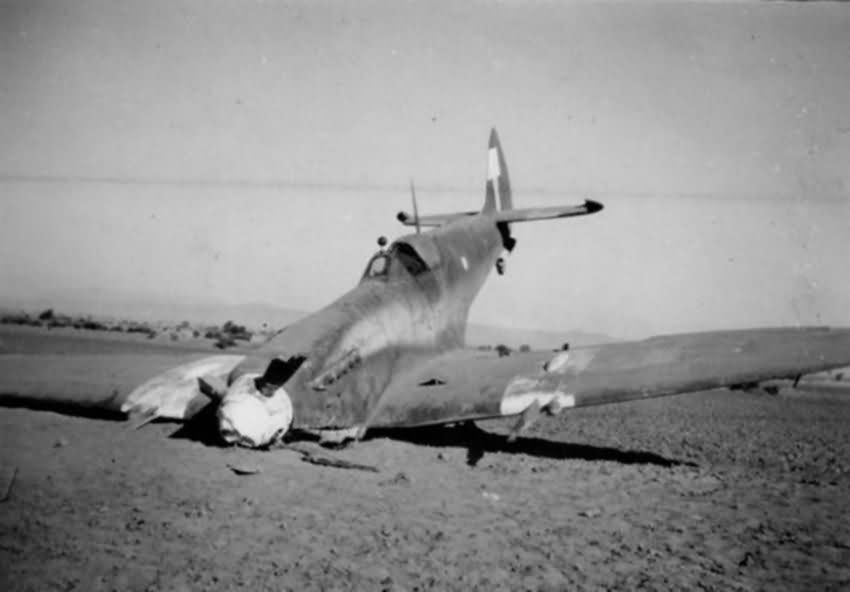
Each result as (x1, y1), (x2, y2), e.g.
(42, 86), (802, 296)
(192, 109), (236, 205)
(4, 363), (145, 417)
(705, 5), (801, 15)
(362, 236), (442, 282)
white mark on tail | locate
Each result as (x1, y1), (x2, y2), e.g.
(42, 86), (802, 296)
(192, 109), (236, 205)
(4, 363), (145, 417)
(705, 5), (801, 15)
(460, 256), (469, 270)
(488, 147), (502, 209)
(488, 147), (501, 180)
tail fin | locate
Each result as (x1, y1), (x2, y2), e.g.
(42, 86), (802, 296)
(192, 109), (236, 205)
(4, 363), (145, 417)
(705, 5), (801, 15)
(483, 127), (603, 224)
(396, 127), (603, 229)
(483, 128), (512, 212)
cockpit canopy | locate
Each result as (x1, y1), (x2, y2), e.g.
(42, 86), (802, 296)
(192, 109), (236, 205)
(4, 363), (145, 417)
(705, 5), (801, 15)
(362, 235), (441, 281)
(364, 252), (390, 278)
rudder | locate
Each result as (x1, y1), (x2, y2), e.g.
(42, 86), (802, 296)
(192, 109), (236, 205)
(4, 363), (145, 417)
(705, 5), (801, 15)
(483, 128), (513, 212)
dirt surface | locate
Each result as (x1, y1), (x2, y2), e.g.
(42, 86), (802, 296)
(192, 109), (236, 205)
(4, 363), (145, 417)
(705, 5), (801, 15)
(2, 328), (850, 591)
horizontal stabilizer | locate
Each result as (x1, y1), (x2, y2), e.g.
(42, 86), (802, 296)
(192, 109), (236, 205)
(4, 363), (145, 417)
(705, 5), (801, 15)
(494, 200), (603, 223)
(396, 200), (602, 228)
(397, 210), (478, 228)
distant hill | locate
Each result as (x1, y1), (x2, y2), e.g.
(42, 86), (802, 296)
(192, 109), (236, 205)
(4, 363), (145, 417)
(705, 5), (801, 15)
(0, 296), (304, 330)
(0, 297), (616, 350)
(465, 323), (615, 350)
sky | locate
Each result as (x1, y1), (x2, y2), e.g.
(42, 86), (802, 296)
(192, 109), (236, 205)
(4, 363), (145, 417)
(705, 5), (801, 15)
(1, 0), (849, 339)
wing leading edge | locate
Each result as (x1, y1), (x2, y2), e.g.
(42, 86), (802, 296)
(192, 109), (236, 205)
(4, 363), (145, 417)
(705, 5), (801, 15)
(366, 327), (850, 429)
(0, 353), (245, 423)
(4, 327), (849, 440)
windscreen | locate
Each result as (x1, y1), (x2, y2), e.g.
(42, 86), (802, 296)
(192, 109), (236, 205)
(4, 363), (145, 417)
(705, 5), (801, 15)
(390, 242), (429, 276)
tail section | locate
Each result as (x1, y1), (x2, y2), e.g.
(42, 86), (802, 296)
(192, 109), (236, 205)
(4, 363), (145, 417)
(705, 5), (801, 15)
(483, 128), (513, 212)
(484, 127), (603, 224)
(396, 127), (603, 229)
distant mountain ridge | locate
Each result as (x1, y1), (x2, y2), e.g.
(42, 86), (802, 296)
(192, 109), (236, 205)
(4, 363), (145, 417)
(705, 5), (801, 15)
(0, 296), (616, 349)
(464, 323), (614, 349)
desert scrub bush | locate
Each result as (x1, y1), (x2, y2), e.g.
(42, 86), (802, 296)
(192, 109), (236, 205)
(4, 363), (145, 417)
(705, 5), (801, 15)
(222, 320), (252, 341)
(495, 344), (512, 357)
(1, 313), (40, 327)
(214, 335), (238, 349)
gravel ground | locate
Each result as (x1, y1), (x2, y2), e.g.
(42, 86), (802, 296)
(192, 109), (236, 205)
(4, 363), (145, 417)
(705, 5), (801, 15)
(1, 329), (849, 591)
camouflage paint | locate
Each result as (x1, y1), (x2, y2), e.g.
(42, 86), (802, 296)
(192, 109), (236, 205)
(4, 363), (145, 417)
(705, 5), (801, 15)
(231, 213), (505, 430)
(367, 326), (850, 429)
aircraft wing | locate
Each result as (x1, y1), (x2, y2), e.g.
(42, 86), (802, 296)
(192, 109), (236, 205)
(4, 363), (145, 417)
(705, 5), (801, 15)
(365, 327), (850, 429)
(0, 353), (245, 424)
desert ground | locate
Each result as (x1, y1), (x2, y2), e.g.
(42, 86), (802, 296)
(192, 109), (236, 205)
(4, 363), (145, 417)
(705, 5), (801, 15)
(1, 325), (849, 591)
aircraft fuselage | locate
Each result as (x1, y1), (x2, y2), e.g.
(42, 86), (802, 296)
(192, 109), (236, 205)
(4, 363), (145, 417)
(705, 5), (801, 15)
(231, 213), (505, 431)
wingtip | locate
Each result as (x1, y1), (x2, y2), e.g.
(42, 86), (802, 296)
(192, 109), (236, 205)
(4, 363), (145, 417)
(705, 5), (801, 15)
(584, 199), (604, 214)
(488, 127), (500, 149)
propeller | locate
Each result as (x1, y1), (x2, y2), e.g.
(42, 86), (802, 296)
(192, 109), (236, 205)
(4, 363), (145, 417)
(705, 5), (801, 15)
(409, 178), (421, 234)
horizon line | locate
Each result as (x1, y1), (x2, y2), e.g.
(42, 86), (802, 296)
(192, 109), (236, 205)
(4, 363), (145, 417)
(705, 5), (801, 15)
(1, 173), (846, 203)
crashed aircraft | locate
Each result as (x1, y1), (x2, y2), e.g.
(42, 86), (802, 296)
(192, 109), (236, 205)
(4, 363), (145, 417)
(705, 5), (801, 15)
(2, 129), (850, 451)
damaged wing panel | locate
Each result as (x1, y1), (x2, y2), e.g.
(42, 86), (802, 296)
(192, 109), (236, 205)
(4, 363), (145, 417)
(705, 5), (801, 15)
(0, 353), (244, 420)
(365, 349), (552, 428)
(366, 327), (850, 430)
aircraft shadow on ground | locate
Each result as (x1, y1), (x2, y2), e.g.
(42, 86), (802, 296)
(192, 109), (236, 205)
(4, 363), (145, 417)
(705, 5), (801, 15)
(170, 414), (690, 468)
(1, 398), (689, 468)
(168, 405), (230, 447)
(368, 424), (693, 468)
(0, 396), (125, 422)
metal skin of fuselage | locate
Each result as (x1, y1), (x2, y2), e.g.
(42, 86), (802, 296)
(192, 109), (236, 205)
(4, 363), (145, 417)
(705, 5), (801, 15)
(220, 213), (505, 444)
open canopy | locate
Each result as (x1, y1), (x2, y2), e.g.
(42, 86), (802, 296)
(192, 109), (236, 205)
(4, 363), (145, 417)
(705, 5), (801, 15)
(362, 235), (442, 281)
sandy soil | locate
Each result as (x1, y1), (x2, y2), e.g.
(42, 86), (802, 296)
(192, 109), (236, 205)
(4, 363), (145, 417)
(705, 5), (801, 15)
(1, 327), (849, 591)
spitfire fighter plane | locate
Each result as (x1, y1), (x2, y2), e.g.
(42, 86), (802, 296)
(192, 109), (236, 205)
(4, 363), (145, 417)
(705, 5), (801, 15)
(3, 129), (850, 451)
